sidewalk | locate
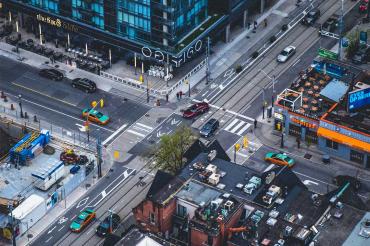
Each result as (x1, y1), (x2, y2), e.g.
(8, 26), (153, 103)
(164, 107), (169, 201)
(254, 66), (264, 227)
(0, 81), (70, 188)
(253, 112), (370, 180)
(0, 0), (301, 104)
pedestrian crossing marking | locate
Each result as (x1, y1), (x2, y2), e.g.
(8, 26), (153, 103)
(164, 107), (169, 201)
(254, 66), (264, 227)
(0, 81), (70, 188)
(127, 129), (146, 138)
(136, 123), (153, 130)
(223, 119), (251, 136)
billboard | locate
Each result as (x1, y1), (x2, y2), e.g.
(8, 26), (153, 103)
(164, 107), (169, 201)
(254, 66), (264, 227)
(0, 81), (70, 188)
(348, 87), (370, 111)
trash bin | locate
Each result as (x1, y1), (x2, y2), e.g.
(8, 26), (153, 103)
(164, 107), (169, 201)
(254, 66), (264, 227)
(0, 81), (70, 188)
(267, 107), (272, 118)
(322, 154), (330, 164)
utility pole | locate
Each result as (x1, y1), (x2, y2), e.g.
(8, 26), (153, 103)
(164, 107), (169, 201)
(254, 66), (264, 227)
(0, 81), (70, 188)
(18, 94), (23, 118)
(97, 129), (102, 178)
(272, 75), (276, 108)
(338, 0), (344, 60)
(206, 37), (211, 84)
(109, 209), (113, 233)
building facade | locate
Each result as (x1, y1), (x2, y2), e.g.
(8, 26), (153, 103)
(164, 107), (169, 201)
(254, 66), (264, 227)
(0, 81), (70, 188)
(1, 0), (271, 67)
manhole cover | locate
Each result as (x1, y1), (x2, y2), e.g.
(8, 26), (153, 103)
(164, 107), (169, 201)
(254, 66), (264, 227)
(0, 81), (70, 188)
(304, 153), (312, 159)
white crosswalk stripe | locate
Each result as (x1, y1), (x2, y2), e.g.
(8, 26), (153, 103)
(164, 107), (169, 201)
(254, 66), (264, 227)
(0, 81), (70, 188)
(223, 119), (251, 136)
(127, 123), (154, 138)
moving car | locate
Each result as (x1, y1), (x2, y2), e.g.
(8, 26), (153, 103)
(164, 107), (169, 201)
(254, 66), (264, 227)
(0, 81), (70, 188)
(182, 102), (209, 119)
(200, 118), (219, 137)
(70, 209), (96, 232)
(96, 213), (121, 237)
(264, 152), (295, 168)
(277, 46), (296, 63)
(302, 9), (320, 26)
(82, 108), (110, 125)
(333, 175), (361, 191)
(72, 78), (97, 93)
(39, 68), (64, 81)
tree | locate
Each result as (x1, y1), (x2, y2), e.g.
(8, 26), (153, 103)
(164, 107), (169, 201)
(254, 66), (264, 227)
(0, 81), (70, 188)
(152, 125), (196, 175)
(345, 31), (360, 59)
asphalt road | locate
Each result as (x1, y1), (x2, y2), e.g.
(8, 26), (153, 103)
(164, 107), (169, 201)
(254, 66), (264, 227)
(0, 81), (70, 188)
(0, 56), (150, 141)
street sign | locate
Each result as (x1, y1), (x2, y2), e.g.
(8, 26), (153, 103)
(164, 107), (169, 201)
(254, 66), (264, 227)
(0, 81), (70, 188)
(318, 48), (338, 60)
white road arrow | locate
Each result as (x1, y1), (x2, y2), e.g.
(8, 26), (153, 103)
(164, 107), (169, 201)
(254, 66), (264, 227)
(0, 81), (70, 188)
(58, 217), (68, 224)
(171, 118), (180, 125)
(75, 123), (86, 132)
(303, 180), (319, 186)
(156, 131), (164, 138)
(48, 226), (56, 234)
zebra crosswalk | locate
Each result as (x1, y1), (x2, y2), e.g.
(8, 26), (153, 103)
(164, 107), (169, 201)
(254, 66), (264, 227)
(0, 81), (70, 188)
(223, 118), (251, 136)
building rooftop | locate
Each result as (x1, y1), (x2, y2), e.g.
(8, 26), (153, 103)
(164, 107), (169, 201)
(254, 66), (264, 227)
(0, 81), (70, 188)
(342, 212), (370, 246)
(320, 78), (348, 103)
(176, 180), (222, 207)
(114, 227), (171, 246)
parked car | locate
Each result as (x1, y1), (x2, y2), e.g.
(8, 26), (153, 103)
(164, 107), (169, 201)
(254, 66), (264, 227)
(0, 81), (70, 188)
(333, 175), (361, 191)
(72, 78), (97, 93)
(264, 152), (295, 168)
(38, 68), (64, 81)
(82, 108), (110, 125)
(182, 102), (209, 119)
(277, 46), (296, 63)
(321, 14), (339, 33)
(70, 209), (96, 232)
(200, 118), (219, 137)
(302, 9), (320, 26)
(96, 213), (121, 237)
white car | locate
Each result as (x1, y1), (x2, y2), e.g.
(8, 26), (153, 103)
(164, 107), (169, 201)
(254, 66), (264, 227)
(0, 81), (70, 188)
(277, 45), (296, 63)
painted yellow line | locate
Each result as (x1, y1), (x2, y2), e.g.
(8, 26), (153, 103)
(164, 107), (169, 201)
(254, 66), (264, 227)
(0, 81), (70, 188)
(12, 82), (77, 107)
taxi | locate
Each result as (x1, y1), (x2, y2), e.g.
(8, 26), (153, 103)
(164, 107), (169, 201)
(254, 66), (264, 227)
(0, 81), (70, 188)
(70, 209), (96, 233)
(82, 108), (109, 125)
(264, 152), (295, 168)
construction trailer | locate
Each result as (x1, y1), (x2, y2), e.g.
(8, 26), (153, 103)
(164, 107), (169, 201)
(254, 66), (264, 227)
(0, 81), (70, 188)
(31, 161), (65, 191)
(11, 194), (47, 237)
(9, 130), (50, 165)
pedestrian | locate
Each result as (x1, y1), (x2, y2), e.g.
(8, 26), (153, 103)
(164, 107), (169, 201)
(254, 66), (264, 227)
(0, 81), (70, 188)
(264, 19), (268, 27)
(247, 22), (251, 29)
(253, 21), (257, 30)
(176, 92), (179, 100)
(50, 56), (54, 64)
(254, 119), (257, 129)
(166, 94), (169, 102)
(179, 91), (183, 99)
(296, 137), (301, 149)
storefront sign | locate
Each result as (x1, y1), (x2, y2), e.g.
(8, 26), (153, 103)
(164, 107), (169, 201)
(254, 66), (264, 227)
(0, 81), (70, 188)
(318, 48), (338, 60)
(291, 117), (317, 129)
(274, 112), (284, 121)
(141, 39), (203, 67)
(36, 14), (79, 32)
(348, 87), (370, 111)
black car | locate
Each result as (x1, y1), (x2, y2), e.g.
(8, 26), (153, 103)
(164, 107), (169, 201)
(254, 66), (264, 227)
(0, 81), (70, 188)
(333, 175), (361, 191)
(302, 9), (320, 26)
(39, 69), (64, 81)
(199, 118), (219, 137)
(321, 14), (339, 33)
(71, 78), (97, 93)
(96, 214), (120, 237)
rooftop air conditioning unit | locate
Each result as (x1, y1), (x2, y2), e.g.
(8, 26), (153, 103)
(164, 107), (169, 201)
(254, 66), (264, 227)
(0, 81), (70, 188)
(224, 200), (234, 211)
(208, 150), (217, 161)
(354, 82), (370, 90)
(208, 173), (220, 185)
(211, 198), (223, 209)
(206, 164), (217, 174)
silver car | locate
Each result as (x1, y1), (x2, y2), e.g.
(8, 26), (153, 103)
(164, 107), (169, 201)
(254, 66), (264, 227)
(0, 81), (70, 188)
(277, 45), (296, 63)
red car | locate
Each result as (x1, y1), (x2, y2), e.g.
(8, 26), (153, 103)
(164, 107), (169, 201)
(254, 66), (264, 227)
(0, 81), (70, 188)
(359, 0), (368, 13)
(182, 102), (209, 118)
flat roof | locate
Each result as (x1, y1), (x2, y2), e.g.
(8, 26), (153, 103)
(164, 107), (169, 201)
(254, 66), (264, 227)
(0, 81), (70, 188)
(320, 78), (348, 102)
(342, 212), (370, 246)
(176, 180), (222, 207)
(12, 194), (44, 220)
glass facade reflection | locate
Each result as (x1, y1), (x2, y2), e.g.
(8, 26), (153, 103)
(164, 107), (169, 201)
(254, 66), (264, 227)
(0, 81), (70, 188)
(9, 0), (208, 50)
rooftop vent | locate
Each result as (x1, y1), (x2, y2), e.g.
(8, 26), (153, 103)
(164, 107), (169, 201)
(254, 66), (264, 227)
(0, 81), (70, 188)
(206, 164), (217, 174)
(208, 150), (217, 161)
(208, 173), (220, 185)
(224, 200), (234, 211)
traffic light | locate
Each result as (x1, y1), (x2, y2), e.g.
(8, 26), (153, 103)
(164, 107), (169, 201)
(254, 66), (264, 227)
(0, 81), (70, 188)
(243, 137), (248, 149)
(100, 99), (104, 108)
(139, 75), (144, 83)
(113, 150), (119, 159)
(235, 143), (241, 151)
(91, 100), (97, 108)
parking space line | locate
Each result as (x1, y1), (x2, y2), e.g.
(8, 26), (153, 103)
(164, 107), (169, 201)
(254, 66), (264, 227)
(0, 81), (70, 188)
(12, 82), (77, 107)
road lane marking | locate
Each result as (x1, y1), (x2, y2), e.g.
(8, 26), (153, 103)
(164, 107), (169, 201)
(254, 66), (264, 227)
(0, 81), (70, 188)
(237, 123), (251, 136)
(133, 125), (151, 132)
(127, 129), (146, 137)
(48, 226), (56, 234)
(291, 58), (301, 67)
(303, 180), (319, 186)
(87, 227), (95, 235)
(102, 124), (128, 145)
(14, 96), (114, 133)
(45, 236), (53, 243)
(263, 164), (275, 173)
(136, 123), (153, 130)
(224, 119), (239, 131)
(230, 121), (245, 133)
(101, 190), (107, 198)
(12, 82), (77, 107)
(71, 215), (77, 220)
(58, 225), (65, 232)
(58, 217), (68, 224)
(76, 197), (89, 208)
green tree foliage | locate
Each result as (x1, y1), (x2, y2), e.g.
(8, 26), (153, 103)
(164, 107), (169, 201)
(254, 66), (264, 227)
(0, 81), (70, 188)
(152, 125), (196, 175)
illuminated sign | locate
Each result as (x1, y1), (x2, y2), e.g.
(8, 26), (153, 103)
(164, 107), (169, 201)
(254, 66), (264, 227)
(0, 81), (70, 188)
(318, 48), (338, 60)
(348, 87), (370, 111)
(141, 39), (203, 67)
(291, 117), (317, 129)
(37, 14), (79, 32)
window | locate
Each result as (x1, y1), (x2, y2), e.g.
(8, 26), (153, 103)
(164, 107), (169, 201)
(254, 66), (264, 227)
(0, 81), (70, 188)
(326, 139), (338, 150)
(350, 150), (364, 164)
(149, 212), (155, 224)
(177, 204), (187, 217)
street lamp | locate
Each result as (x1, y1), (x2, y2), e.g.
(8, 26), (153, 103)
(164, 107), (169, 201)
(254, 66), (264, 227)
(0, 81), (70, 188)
(18, 94), (23, 118)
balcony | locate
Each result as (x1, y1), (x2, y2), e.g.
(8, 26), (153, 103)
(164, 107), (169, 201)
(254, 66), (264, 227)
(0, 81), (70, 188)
(151, 1), (175, 13)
